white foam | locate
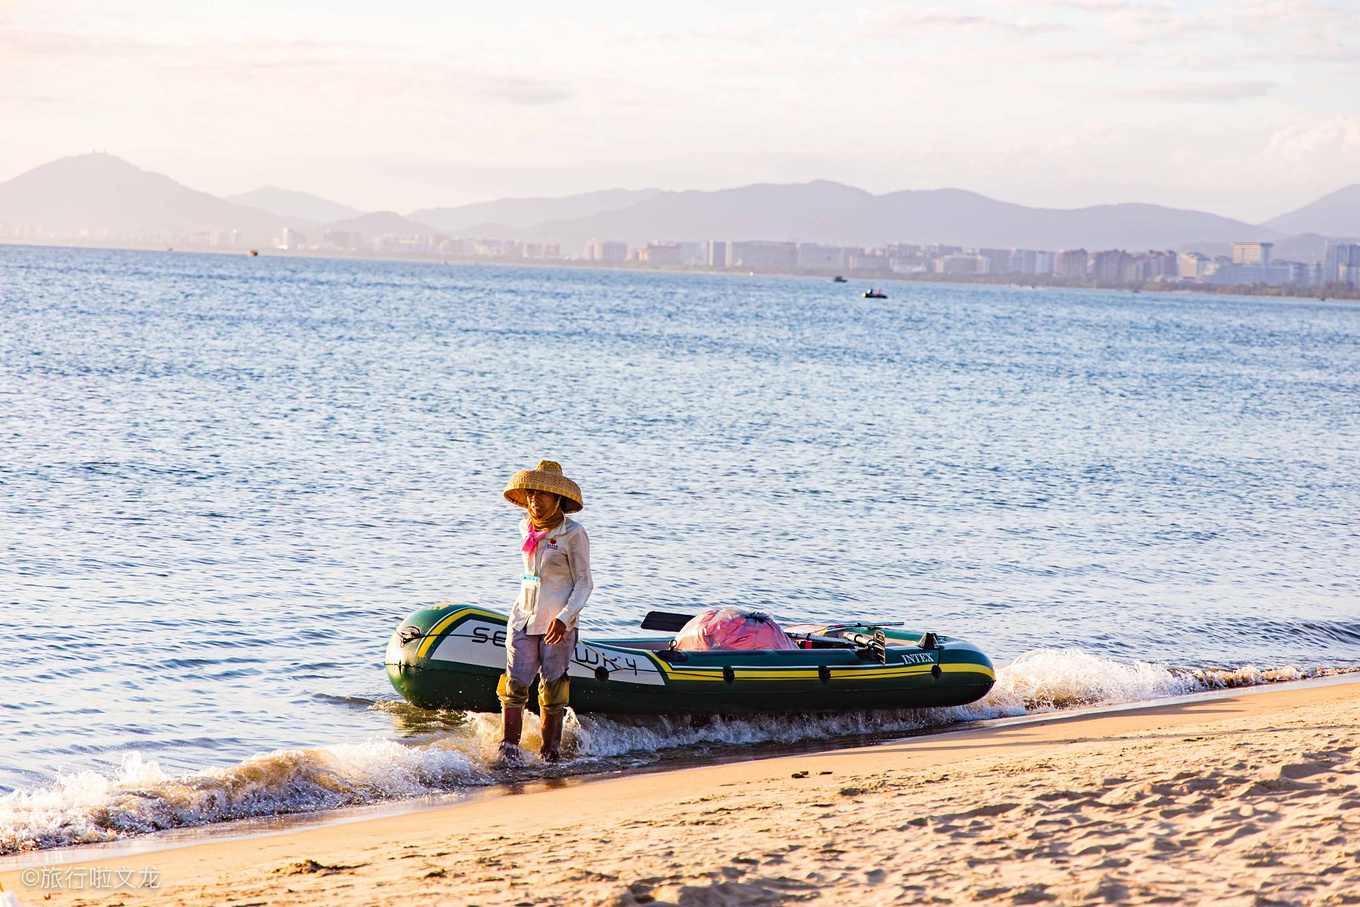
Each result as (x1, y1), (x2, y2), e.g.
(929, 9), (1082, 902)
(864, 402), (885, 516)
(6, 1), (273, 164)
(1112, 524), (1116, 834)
(0, 740), (485, 854)
(1, 649), (1334, 854)
(979, 648), (1203, 714)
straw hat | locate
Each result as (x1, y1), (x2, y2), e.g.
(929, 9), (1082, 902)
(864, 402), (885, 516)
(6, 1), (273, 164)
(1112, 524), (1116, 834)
(503, 460), (583, 513)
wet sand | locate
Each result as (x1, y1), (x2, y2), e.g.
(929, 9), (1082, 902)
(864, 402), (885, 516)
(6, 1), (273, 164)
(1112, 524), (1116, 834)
(4, 679), (1357, 906)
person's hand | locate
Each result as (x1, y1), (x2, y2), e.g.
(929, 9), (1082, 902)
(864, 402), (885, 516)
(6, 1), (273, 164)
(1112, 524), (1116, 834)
(544, 618), (567, 645)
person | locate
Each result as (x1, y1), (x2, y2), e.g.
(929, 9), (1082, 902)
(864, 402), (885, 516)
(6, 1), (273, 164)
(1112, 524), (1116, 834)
(497, 460), (592, 763)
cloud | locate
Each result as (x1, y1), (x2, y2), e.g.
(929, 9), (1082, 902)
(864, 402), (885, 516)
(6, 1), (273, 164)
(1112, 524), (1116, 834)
(1110, 80), (1277, 102)
(1100, 5), (1206, 42)
(475, 76), (574, 107)
(1030, 46), (1144, 63)
(1234, 0), (1359, 28)
(991, 0), (1359, 68)
(852, 5), (1068, 38)
(0, 24), (153, 58)
(9, 26), (577, 110)
(0, 94), (67, 104)
(1263, 117), (1360, 164)
(986, 0), (1148, 11)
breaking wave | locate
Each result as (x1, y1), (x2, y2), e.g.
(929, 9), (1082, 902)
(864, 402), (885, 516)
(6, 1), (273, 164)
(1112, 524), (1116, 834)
(1, 650), (1346, 854)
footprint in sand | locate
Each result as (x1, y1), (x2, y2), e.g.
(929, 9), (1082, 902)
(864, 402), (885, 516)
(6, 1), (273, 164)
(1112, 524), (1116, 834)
(1276, 759), (1332, 780)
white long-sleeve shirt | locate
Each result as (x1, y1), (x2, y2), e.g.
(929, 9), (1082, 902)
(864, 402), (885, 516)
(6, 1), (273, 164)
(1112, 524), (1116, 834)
(509, 515), (593, 634)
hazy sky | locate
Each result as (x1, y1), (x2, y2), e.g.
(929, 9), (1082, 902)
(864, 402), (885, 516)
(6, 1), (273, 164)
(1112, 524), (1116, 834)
(3, 0), (1358, 220)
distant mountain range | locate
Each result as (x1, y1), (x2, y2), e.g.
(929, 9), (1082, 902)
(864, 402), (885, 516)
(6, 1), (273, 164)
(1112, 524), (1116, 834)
(0, 154), (282, 240)
(410, 188), (663, 234)
(224, 186), (361, 224)
(2, 153), (1358, 259)
(503, 181), (1278, 252)
(1261, 184), (1360, 237)
(318, 210), (441, 237)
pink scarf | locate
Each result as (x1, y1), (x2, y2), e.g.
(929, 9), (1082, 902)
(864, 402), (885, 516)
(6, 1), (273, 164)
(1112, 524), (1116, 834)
(522, 525), (552, 555)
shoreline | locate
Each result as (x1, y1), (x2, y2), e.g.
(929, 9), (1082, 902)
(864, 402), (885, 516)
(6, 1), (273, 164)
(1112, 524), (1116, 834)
(2, 673), (1350, 872)
(3, 239), (1355, 303)
(5, 676), (1357, 905)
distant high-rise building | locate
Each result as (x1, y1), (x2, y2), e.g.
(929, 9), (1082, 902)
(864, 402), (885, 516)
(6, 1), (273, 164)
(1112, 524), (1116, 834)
(847, 251), (890, 273)
(1281, 260), (1316, 286)
(1011, 249), (1054, 276)
(676, 242), (704, 265)
(1054, 249), (1089, 279)
(1133, 250), (1179, 281)
(728, 241), (797, 270)
(934, 254), (988, 276)
(639, 242), (684, 264)
(1232, 242), (1273, 266)
(521, 242), (561, 259)
(585, 239), (629, 263)
(889, 254), (929, 274)
(1323, 240), (1360, 285)
(1201, 260), (1301, 287)
(1091, 249), (1130, 281)
(706, 240), (728, 268)
(278, 227), (306, 251)
(978, 249), (1013, 275)
(796, 243), (846, 270)
(1177, 251), (1210, 279)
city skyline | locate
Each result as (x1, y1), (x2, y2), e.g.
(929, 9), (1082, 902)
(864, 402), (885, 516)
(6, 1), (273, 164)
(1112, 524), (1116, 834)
(3, 1), (1359, 221)
(7, 151), (1360, 258)
(7, 151), (1359, 292)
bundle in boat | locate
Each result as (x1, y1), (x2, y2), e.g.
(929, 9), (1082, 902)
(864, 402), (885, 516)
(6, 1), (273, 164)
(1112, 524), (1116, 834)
(673, 608), (798, 651)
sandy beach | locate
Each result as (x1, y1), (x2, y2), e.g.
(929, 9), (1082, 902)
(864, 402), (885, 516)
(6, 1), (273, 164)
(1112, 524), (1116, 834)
(4, 679), (1357, 907)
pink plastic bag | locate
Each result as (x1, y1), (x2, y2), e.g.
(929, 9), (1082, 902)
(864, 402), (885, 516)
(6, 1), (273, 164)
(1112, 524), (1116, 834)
(673, 608), (798, 651)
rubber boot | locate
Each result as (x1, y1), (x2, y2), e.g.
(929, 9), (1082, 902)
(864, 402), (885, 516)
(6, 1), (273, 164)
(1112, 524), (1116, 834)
(496, 706), (523, 765)
(539, 710), (565, 763)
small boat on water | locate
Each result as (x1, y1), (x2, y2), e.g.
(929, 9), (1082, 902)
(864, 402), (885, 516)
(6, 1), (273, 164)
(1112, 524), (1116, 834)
(863, 289), (887, 299)
(833, 276), (848, 283)
(386, 605), (995, 715)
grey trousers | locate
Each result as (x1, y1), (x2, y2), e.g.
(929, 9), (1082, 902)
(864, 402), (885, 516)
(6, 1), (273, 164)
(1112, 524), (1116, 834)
(499, 625), (578, 713)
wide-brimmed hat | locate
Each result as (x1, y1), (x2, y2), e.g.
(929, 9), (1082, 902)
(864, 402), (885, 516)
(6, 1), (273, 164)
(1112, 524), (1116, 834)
(503, 460), (583, 513)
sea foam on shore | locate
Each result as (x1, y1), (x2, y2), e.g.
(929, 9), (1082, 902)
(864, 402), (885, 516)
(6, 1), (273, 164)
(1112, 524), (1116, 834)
(0, 650), (1338, 855)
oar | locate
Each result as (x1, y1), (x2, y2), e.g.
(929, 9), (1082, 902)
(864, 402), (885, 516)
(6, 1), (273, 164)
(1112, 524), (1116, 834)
(845, 628), (889, 664)
(639, 611), (694, 632)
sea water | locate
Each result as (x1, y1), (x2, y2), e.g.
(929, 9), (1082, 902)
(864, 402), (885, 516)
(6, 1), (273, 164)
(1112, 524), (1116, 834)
(2, 245), (1357, 853)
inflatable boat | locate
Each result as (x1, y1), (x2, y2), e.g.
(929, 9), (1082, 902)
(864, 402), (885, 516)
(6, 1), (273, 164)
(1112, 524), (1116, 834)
(385, 605), (995, 715)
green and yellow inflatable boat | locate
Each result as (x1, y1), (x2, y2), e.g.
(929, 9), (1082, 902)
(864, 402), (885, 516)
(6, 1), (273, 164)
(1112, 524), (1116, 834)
(386, 605), (996, 715)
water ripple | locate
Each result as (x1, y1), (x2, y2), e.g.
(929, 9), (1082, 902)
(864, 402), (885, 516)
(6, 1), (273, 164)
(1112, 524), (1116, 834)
(2, 246), (1358, 808)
